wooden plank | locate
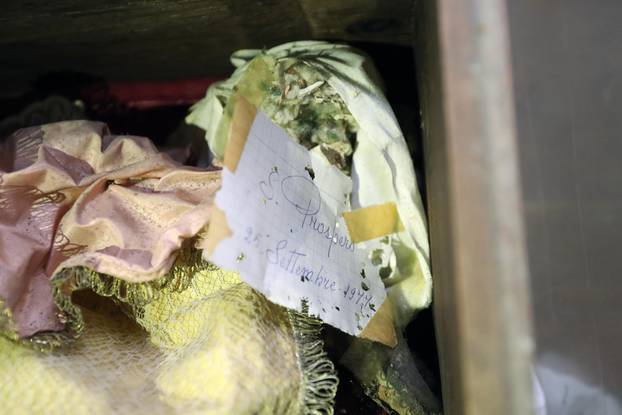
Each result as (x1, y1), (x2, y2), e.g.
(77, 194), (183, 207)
(414, 0), (535, 413)
(0, 0), (413, 96)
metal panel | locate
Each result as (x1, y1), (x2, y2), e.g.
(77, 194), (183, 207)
(507, 1), (622, 413)
(415, 1), (534, 413)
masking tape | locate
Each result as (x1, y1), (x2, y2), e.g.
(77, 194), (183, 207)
(223, 95), (256, 173)
(360, 298), (397, 347)
(343, 202), (404, 243)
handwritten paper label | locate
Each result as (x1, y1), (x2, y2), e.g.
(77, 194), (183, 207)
(211, 111), (386, 335)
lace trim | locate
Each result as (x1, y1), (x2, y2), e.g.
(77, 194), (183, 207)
(30, 240), (209, 350)
(0, 298), (19, 342)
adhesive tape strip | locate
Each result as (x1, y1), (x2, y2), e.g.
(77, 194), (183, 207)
(224, 95), (256, 173)
(343, 202), (404, 243)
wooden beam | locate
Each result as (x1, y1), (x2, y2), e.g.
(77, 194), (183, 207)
(0, 0), (414, 96)
(415, 0), (535, 413)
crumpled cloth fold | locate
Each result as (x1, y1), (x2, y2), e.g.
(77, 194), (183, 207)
(0, 121), (219, 339)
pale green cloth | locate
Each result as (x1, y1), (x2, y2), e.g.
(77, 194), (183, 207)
(187, 41), (437, 414)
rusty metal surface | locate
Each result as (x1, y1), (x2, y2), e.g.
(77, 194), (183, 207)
(415, 0), (534, 413)
(507, 1), (622, 413)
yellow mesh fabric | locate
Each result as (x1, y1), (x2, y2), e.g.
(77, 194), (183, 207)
(2, 257), (338, 415)
(1, 306), (162, 415)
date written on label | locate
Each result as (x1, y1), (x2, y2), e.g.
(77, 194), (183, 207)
(211, 110), (386, 335)
(242, 225), (375, 315)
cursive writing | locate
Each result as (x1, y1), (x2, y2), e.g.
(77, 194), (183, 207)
(275, 174), (354, 258)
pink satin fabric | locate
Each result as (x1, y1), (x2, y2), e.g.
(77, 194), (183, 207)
(0, 121), (219, 338)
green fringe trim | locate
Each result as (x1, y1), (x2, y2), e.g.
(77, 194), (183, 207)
(0, 298), (19, 342)
(289, 303), (339, 415)
(26, 240), (209, 350)
(1, 295), (73, 351)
